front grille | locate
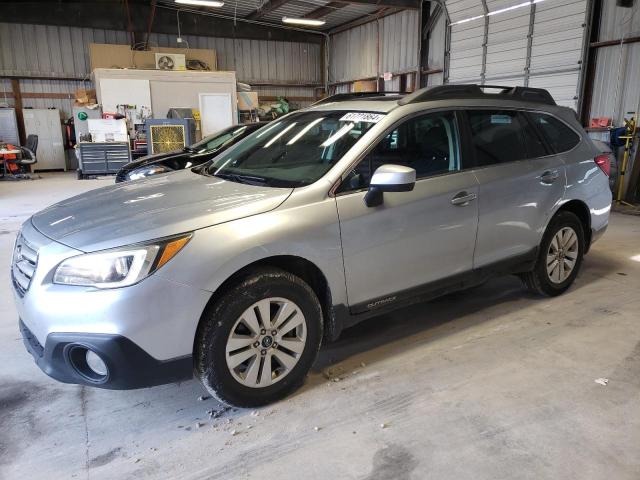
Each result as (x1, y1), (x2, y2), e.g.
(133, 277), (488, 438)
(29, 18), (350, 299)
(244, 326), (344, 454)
(12, 234), (38, 297)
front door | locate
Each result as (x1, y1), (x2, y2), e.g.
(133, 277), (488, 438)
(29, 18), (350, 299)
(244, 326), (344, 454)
(335, 111), (479, 312)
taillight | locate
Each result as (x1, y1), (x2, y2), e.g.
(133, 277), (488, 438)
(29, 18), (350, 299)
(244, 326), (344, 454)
(594, 154), (610, 176)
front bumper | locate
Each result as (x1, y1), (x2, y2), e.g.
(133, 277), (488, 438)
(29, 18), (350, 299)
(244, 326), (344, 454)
(20, 320), (193, 389)
(13, 219), (212, 389)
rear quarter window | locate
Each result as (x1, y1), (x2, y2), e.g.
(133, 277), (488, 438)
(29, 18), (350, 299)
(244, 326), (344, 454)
(529, 112), (580, 153)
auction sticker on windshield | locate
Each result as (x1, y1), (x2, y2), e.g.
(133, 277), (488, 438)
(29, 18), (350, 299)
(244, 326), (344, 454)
(340, 112), (385, 123)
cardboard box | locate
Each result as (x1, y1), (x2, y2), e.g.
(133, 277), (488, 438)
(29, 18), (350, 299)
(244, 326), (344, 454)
(237, 91), (259, 110)
(75, 88), (96, 104)
(353, 80), (377, 93)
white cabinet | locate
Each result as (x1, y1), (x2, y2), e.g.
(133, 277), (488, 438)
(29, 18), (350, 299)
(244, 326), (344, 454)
(22, 109), (66, 171)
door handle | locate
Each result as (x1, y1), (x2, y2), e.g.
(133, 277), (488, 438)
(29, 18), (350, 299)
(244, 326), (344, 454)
(451, 191), (477, 206)
(539, 170), (559, 184)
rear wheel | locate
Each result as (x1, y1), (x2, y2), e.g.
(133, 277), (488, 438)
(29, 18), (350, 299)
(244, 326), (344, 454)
(521, 211), (585, 296)
(195, 268), (323, 407)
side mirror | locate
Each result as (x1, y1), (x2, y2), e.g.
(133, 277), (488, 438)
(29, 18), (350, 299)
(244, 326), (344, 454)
(364, 164), (416, 207)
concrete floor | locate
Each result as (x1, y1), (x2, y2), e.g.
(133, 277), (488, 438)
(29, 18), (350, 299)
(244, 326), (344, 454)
(1, 172), (639, 480)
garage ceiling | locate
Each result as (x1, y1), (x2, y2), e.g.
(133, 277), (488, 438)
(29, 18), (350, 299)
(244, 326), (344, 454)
(2, 0), (420, 43)
(156, 0), (420, 31)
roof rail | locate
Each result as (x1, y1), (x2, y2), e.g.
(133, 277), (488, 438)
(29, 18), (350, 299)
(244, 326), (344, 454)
(398, 84), (556, 106)
(312, 92), (404, 106)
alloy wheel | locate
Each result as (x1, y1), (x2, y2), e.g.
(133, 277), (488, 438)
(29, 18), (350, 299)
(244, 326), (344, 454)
(546, 226), (579, 284)
(225, 297), (307, 388)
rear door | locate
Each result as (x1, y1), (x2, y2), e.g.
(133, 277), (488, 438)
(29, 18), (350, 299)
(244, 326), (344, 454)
(335, 110), (479, 311)
(467, 109), (566, 268)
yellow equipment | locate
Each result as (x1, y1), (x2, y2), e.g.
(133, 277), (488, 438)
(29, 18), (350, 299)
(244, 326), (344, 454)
(616, 112), (638, 205)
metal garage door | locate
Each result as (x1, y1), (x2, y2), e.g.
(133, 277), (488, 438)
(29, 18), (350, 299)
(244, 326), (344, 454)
(445, 0), (588, 109)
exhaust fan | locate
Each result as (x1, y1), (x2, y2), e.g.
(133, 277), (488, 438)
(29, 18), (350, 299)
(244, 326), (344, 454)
(155, 53), (186, 71)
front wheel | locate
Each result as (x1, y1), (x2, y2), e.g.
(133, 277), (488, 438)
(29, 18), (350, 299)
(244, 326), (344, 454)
(195, 268), (323, 407)
(521, 211), (585, 296)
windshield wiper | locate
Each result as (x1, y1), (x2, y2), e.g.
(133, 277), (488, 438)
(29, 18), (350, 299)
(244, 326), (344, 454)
(213, 172), (268, 186)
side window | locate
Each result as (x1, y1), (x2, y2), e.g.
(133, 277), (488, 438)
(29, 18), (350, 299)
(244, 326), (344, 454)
(340, 111), (461, 192)
(468, 110), (546, 166)
(529, 112), (580, 153)
(520, 114), (548, 158)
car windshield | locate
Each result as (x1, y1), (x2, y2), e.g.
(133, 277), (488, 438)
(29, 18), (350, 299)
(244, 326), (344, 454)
(203, 110), (383, 187)
(188, 125), (252, 153)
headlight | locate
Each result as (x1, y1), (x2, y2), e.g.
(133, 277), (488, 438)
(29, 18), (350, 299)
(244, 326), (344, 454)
(127, 165), (172, 181)
(53, 234), (192, 288)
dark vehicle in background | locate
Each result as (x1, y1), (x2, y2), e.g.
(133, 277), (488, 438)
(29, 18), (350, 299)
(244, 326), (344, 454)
(115, 123), (263, 183)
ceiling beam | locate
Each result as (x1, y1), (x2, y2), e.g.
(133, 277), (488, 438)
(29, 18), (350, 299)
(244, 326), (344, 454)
(336, 0), (419, 8)
(304, 1), (348, 19)
(245, 0), (293, 20)
(247, 0), (418, 21)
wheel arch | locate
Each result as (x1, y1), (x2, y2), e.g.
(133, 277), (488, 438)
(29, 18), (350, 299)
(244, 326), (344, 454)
(194, 255), (340, 356)
(551, 199), (592, 251)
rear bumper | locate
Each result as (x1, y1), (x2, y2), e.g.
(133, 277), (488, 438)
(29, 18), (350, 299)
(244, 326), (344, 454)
(589, 222), (608, 250)
(19, 319), (193, 389)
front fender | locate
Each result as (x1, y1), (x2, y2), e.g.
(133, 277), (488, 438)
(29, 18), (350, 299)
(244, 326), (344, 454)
(156, 197), (347, 308)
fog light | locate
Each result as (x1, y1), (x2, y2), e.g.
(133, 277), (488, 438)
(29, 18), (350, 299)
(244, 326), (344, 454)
(85, 350), (108, 376)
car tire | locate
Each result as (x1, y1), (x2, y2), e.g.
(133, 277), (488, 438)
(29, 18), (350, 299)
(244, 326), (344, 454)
(195, 267), (323, 407)
(521, 211), (585, 297)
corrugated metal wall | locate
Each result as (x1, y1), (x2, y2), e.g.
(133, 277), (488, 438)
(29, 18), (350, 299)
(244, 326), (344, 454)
(589, 1), (640, 125)
(329, 10), (420, 85)
(445, 0), (589, 109)
(0, 22), (322, 118)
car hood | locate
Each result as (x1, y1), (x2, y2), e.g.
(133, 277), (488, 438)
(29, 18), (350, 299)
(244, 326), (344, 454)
(31, 170), (293, 251)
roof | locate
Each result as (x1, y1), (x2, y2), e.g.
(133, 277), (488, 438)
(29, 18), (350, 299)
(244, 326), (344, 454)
(308, 97), (403, 113)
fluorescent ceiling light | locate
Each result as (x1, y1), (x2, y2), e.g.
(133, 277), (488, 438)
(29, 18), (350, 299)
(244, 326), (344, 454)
(288, 118), (324, 145)
(175, 0), (225, 7)
(321, 123), (354, 148)
(264, 123), (297, 148)
(450, 0), (544, 26)
(282, 17), (326, 26)
(256, 121), (282, 138)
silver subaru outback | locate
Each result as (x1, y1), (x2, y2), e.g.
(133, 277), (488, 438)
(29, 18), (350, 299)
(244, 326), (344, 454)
(12, 85), (612, 407)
